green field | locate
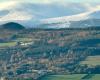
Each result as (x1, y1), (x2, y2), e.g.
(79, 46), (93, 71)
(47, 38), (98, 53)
(40, 74), (100, 80)
(14, 38), (32, 42)
(40, 74), (85, 80)
(92, 74), (100, 80)
(0, 42), (17, 47)
(0, 38), (32, 48)
(80, 56), (100, 66)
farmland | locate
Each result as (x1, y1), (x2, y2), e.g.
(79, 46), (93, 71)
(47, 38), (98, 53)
(80, 56), (100, 66)
(40, 74), (100, 80)
(0, 42), (17, 47)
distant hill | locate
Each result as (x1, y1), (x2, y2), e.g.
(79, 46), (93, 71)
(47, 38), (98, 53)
(0, 22), (25, 30)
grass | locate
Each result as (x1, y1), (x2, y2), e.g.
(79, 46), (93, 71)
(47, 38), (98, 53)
(92, 74), (100, 80)
(80, 56), (100, 66)
(0, 42), (16, 47)
(40, 74), (100, 80)
(0, 38), (33, 48)
(14, 38), (32, 42)
(40, 74), (86, 80)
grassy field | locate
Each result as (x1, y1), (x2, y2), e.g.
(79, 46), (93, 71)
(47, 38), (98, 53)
(40, 74), (100, 80)
(0, 42), (17, 47)
(92, 74), (100, 80)
(14, 38), (32, 42)
(40, 74), (85, 80)
(80, 56), (100, 66)
(0, 38), (33, 48)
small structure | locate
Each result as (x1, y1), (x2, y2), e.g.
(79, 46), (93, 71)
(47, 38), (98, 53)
(17, 42), (33, 46)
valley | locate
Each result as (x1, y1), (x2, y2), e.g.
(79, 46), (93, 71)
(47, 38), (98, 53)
(0, 27), (100, 80)
(0, 1), (100, 80)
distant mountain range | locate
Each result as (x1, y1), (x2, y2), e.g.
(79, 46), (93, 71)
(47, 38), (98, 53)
(0, 1), (100, 28)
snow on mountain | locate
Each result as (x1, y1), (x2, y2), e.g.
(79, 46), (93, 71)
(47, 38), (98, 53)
(0, 1), (100, 28)
(40, 7), (100, 28)
(41, 6), (100, 23)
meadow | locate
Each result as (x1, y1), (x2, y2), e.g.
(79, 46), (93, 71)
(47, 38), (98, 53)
(40, 74), (100, 80)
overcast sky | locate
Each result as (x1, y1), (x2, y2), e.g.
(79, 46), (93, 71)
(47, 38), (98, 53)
(0, 0), (100, 21)
(0, 0), (100, 3)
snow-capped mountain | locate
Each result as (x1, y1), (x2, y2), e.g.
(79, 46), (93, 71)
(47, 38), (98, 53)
(40, 7), (100, 28)
(0, 1), (100, 28)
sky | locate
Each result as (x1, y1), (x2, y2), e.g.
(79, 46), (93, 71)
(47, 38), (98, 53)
(0, 0), (100, 3)
(0, 0), (100, 24)
(30, 0), (100, 3)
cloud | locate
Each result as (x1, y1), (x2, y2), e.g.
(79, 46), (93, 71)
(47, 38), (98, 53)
(1, 0), (100, 4)
(0, 1), (17, 10)
(31, 0), (100, 3)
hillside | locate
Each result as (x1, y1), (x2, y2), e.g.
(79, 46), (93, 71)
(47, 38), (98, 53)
(0, 22), (25, 30)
